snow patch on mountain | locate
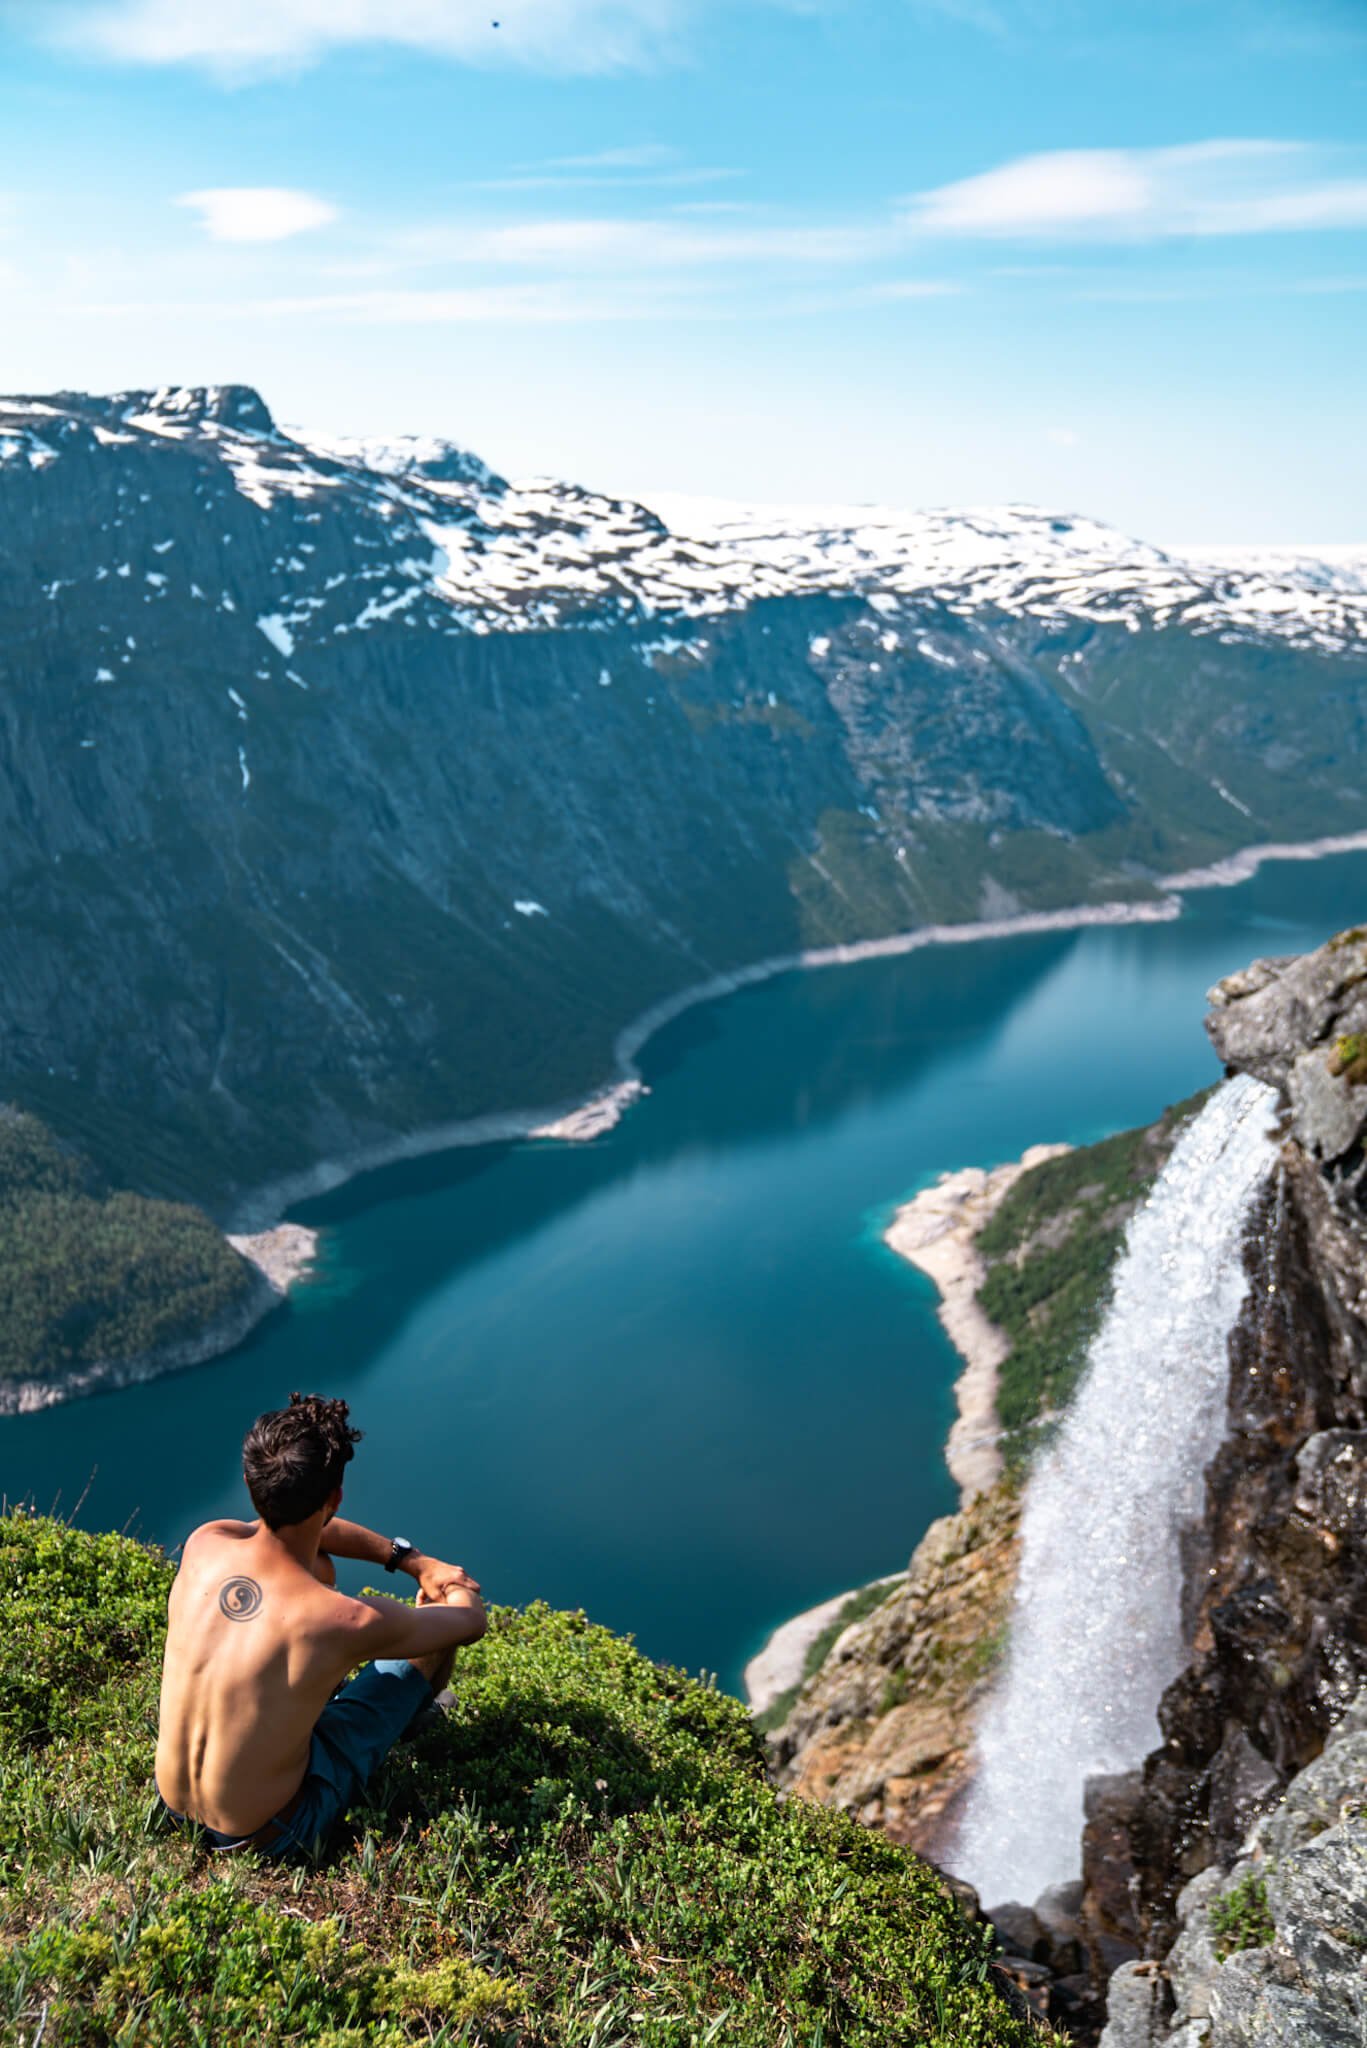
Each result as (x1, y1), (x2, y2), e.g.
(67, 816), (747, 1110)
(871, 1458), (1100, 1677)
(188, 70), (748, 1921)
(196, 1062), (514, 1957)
(0, 390), (1362, 661)
(257, 615), (295, 657)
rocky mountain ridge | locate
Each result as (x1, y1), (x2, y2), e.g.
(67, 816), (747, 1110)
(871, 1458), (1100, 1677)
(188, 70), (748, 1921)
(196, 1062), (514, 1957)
(9, 385), (1365, 648)
(3, 382), (1366, 1213)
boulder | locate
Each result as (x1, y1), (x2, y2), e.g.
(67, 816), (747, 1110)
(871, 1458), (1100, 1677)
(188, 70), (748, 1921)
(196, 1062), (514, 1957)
(1287, 1048), (1367, 1164)
(1099, 1960), (1170, 2048)
(1035, 1872), (1087, 1972)
(1082, 1770), (1146, 1971)
(1165, 1867), (1225, 2025)
(1264, 1825), (1367, 2031)
(1206, 1942), (1360, 2045)
(986, 1900), (1050, 1961)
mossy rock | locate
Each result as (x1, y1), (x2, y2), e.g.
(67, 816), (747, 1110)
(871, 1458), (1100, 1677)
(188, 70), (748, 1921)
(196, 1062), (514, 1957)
(1328, 1034), (1367, 1086)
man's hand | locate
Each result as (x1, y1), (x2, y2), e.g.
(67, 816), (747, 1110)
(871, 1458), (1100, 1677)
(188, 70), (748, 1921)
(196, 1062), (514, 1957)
(319, 1519), (483, 1603)
(412, 1554), (482, 1604)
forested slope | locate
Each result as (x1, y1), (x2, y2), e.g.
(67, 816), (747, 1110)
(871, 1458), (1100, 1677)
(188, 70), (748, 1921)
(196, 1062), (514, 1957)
(0, 1107), (251, 1397)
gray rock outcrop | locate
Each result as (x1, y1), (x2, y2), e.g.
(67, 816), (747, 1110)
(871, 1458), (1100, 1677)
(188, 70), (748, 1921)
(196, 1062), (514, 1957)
(1101, 1689), (1367, 2047)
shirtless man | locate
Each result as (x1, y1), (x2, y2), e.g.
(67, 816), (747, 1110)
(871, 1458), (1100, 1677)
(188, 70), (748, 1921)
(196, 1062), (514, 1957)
(155, 1391), (486, 1856)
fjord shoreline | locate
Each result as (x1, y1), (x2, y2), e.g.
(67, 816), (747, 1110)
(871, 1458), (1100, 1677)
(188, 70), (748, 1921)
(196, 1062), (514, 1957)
(12, 825), (1367, 1421)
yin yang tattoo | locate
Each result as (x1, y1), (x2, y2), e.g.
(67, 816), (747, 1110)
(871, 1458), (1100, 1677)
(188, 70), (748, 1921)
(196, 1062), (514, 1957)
(219, 1576), (264, 1622)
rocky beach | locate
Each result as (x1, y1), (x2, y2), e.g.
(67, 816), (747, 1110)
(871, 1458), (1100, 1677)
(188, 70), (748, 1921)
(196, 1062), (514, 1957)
(883, 1144), (1072, 1505)
(744, 1136), (1065, 1716)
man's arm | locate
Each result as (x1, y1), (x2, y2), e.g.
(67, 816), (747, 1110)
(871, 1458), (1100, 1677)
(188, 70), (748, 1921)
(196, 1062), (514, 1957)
(342, 1586), (487, 1666)
(322, 1517), (481, 1603)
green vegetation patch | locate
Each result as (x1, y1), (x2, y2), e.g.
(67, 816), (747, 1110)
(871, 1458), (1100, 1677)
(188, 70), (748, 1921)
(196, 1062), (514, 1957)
(0, 1107), (251, 1389)
(1328, 1034), (1367, 1085)
(1208, 1872), (1275, 1961)
(753, 1579), (903, 1736)
(976, 1093), (1212, 1466)
(0, 1512), (1054, 2047)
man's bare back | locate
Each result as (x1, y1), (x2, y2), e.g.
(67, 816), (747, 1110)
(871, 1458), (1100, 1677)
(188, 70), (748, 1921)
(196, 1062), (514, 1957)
(156, 1393), (486, 1849)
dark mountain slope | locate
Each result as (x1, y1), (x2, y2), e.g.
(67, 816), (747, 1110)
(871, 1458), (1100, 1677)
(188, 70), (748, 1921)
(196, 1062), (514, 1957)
(0, 385), (1363, 1210)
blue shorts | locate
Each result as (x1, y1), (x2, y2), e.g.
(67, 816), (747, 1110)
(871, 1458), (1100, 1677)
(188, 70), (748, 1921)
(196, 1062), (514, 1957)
(162, 1658), (434, 1858)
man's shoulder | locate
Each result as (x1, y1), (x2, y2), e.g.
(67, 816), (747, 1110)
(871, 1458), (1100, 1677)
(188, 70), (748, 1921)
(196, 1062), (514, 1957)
(322, 1588), (390, 1639)
(185, 1517), (256, 1545)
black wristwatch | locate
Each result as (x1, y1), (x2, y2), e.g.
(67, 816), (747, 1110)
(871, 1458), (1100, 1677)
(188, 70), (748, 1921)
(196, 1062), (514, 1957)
(385, 1536), (417, 1574)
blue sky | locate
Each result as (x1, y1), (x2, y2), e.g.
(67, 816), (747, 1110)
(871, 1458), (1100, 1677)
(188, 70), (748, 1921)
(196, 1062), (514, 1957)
(1, 0), (1364, 538)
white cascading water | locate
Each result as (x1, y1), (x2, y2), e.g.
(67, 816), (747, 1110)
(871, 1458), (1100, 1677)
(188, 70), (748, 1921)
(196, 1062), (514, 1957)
(955, 1073), (1280, 1906)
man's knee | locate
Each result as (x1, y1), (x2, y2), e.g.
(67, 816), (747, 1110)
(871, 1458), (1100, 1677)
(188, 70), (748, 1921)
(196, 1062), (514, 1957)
(407, 1646), (456, 1689)
(313, 1552), (337, 1590)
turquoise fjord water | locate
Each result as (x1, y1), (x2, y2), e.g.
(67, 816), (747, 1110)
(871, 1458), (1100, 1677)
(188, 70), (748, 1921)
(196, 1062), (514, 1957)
(4, 853), (1365, 1698)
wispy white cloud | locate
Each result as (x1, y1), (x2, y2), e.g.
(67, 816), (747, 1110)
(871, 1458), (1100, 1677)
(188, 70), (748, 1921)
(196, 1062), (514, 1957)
(177, 186), (338, 241)
(670, 200), (761, 216)
(473, 166), (742, 193)
(51, 0), (691, 77)
(538, 143), (677, 171)
(393, 213), (890, 270)
(510, 216), (883, 264)
(865, 278), (963, 300)
(1290, 275), (1367, 294)
(80, 280), (697, 325)
(905, 141), (1367, 239)
(472, 142), (738, 189)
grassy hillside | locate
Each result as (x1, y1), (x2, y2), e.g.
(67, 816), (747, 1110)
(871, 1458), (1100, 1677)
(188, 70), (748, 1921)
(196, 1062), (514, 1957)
(0, 1108), (252, 1392)
(0, 1512), (1055, 2047)
(975, 1091), (1212, 1466)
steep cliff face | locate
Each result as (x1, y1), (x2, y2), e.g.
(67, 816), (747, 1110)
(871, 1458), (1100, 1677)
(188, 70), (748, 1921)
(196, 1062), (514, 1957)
(769, 1481), (1022, 1866)
(767, 1107), (1200, 1872)
(2, 385), (1365, 1212)
(1104, 1688), (1367, 2048)
(1088, 927), (1367, 2030)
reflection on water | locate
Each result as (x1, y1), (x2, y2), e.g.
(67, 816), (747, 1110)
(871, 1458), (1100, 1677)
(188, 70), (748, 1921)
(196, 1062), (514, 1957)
(3, 854), (1365, 1694)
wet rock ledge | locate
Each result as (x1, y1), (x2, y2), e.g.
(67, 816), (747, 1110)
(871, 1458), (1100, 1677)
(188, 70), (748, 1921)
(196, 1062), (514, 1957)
(1091, 926), (1367, 2042)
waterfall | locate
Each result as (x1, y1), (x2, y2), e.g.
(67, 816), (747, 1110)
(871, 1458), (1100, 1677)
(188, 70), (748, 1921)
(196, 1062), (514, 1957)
(955, 1073), (1280, 1906)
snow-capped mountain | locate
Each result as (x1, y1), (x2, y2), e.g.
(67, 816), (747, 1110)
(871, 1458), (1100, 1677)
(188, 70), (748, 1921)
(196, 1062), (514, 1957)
(0, 383), (1362, 1206)
(4, 384), (1362, 654)
(644, 498), (1367, 655)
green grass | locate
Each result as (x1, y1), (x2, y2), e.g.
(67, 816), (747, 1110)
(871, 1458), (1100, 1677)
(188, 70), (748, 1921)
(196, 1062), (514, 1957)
(975, 1093), (1212, 1464)
(0, 1512), (1056, 2047)
(0, 1108), (251, 1389)
(1208, 1873), (1275, 1961)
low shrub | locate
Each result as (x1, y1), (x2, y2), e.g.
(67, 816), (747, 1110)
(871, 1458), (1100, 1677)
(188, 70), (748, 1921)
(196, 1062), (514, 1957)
(1208, 1872), (1275, 1961)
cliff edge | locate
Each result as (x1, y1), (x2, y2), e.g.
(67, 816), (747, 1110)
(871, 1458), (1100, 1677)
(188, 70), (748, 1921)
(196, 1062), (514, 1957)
(0, 1508), (1057, 2047)
(1086, 925), (1367, 2040)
